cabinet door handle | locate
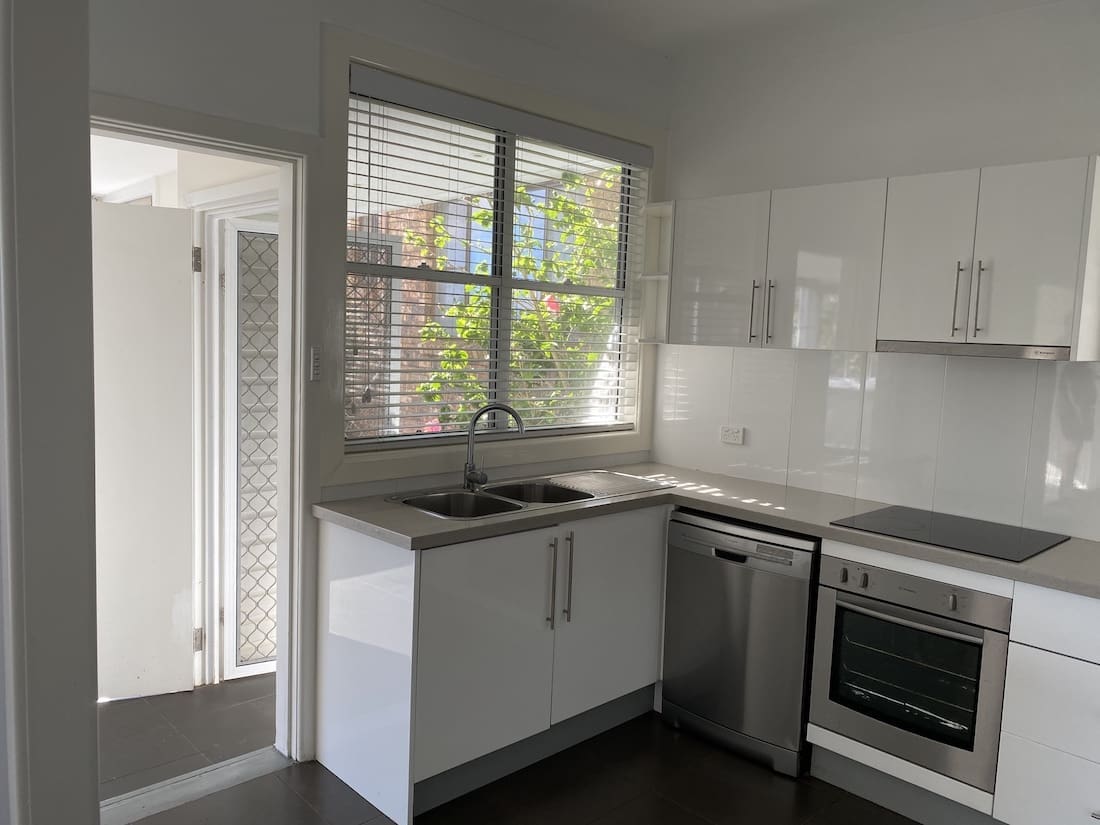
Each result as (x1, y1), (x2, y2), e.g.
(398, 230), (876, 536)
(951, 261), (963, 335)
(973, 260), (986, 336)
(747, 280), (760, 342)
(547, 537), (558, 630)
(1091, 813), (1100, 821)
(562, 531), (575, 622)
(765, 280), (776, 342)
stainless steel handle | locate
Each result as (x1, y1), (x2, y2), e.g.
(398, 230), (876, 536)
(562, 531), (575, 622)
(547, 537), (558, 630)
(678, 536), (792, 566)
(836, 597), (984, 646)
(747, 280), (760, 342)
(951, 261), (963, 335)
(1090, 812), (1100, 821)
(765, 280), (776, 342)
(973, 260), (986, 335)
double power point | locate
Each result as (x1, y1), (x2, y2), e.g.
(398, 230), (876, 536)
(720, 425), (745, 446)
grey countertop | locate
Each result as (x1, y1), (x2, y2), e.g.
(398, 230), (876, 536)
(312, 462), (1100, 600)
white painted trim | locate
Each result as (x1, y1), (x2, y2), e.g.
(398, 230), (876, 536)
(806, 724), (994, 815)
(184, 173), (280, 211)
(821, 539), (1015, 598)
(98, 747), (290, 825)
(90, 91), (317, 762)
(98, 175), (157, 204)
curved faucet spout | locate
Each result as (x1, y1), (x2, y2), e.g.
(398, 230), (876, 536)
(464, 403), (525, 490)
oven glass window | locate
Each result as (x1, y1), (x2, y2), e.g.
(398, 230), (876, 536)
(830, 606), (982, 750)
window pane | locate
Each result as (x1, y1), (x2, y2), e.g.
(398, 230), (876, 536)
(344, 274), (492, 440)
(508, 288), (636, 429)
(348, 97), (498, 276)
(513, 139), (640, 289)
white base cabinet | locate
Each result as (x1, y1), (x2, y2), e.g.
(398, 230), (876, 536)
(550, 507), (667, 724)
(413, 526), (558, 781)
(413, 506), (668, 781)
(993, 733), (1100, 825)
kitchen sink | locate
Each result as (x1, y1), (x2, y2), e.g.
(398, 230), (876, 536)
(402, 490), (523, 519)
(482, 479), (595, 504)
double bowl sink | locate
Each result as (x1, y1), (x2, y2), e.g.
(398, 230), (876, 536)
(402, 479), (594, 519)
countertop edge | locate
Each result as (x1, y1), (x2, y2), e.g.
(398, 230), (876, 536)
(312, 466), (1100, 601)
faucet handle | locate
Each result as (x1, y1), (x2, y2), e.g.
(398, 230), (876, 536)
(465, 467), (488, 488)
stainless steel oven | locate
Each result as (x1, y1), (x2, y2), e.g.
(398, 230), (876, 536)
(810, 556), (1011, 793)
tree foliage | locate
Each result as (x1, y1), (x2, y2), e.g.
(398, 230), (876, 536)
(410, 168), (624, 427)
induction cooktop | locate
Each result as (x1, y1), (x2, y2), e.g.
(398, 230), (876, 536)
(830, 505), (1069, 562)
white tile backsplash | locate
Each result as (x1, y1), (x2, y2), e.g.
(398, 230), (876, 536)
(652, 344), (1100, 540)
(652, 344), (734, 474)
(727, 348), (797, 484)
(856, 352), (945, 508)
(787, 351), (866, 496)
(1023, 362), (1100, 540)
(933, 357), (1038, 524)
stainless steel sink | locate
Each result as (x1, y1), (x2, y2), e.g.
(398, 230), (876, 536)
(402, 490), (523, 519)
(483, 479), (595, 504)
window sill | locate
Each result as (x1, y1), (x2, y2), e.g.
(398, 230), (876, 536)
(322, 426), (649, 489)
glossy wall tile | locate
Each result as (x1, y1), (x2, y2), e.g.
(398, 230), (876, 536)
(787, 351), (866, 496)
(1024, 362), (1100, 540)
(652, 344), (1100, 541)
(856, 353), (945, 509)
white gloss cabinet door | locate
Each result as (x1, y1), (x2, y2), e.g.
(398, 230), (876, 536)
(550, 508), (667, 725)
(765, 179), (887, 351)
(878, 169), (980, 343)
(993, 733), (1100, 825)
(668, 191), (771, 347)
(970, 157), (1088, 347)
(413, 527), (558, 781)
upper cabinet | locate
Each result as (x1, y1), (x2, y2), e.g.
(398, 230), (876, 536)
(879, 169), (981, 344)
(668, 191), (771, 346)
(764, 179), (887, 351)
(878, 157), (1093, 356)
(970, 158), (1088, 348)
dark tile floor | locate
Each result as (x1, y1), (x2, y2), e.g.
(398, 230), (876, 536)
(98, 673), (276, 800)
(133, 713), (919, 825)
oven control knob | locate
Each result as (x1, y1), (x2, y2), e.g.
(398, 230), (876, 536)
(858, 572), (869, 589)
(948, 593), (959, 611)
(839, 567), (849, 583)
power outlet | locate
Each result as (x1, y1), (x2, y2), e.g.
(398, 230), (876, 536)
(720, 425), (745, 445)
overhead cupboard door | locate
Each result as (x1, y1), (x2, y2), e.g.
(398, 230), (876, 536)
(970, 157), (1088, 347)
(668, 192), (771, 347)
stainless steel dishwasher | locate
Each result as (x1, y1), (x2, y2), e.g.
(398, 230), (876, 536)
(661, 509), (818, 776)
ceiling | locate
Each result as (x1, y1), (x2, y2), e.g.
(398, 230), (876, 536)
(421, 0), (1060, 59)
(89, 135), (177, 197)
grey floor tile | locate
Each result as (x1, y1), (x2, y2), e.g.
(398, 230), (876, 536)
(275, 761), (383, 825)
(590, 794), (713, 825)
(145, 673), (275, 727)
(805, 794), (921, 825)
(98, 721), (201, 783)
(134, 773), (326, 825)
(170, 695), (275, 764)
(99, 752), (212, 801)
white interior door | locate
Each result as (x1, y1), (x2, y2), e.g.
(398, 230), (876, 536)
(223, 219), (280, 680)
(93, 201), (195, 699)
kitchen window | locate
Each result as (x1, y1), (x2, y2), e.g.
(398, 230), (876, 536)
(343, 66), (651, 449)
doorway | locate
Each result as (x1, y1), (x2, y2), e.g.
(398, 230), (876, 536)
(90, 131), (295, 802)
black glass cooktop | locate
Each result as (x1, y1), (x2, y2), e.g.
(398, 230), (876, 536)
(831, 505), (1069, 562)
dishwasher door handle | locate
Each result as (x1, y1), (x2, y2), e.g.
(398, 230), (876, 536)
(677, 535), (790, 566)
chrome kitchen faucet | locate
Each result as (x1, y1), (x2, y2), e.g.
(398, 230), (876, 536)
(464, 403), (525, 490)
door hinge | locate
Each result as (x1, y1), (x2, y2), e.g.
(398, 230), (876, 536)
(219, 272), (225, 289)
(193, 627), (205, 653)
(192, 246), (202, 272)
(218, 607), (225, 625)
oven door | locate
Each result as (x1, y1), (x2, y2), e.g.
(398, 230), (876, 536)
(810, 586), (1008, 792)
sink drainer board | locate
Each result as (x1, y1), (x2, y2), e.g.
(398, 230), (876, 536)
(548, 470), (671, 498)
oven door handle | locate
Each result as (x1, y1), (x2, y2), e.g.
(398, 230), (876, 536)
(836, 597), (985, 646)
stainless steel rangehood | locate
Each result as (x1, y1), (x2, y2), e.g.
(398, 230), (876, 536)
(876, 340), (1070, 360)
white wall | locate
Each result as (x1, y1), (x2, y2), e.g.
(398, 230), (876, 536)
(2, 0), (99, 821)
(89, 0), (671, 138)
(666, 0), (1100, 198)
(653, 345), (1100, 540)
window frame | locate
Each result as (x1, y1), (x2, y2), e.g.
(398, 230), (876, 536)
(343, 85), (647, 452)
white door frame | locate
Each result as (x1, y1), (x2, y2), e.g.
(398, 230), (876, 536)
(221, 215), (280, 682)
(90, 98), (312, 762)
